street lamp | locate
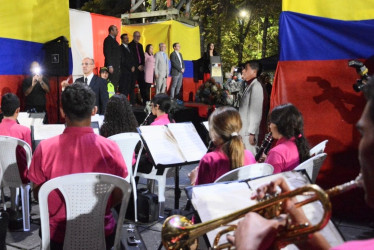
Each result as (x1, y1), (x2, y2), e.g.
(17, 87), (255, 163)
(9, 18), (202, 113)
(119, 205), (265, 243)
(239, 10), (249, 19)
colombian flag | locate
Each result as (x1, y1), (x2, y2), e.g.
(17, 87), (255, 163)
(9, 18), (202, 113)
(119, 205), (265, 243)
(0, 0), (70, 123)
(272, 0), (374, 212)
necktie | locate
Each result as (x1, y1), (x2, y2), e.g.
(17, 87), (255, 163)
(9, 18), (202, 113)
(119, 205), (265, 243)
(163, 52), (167, 63)
(136, 43), (141, 64)
(84, 77), (88, 85)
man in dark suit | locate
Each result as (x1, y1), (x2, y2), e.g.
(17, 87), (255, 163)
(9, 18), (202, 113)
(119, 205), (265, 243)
(119, 33), (136, 104)
(61, 58), (109, 115)
(170, 42), (185, 99)
(128, 31), (147, 104)
(103, 25), (121, 91)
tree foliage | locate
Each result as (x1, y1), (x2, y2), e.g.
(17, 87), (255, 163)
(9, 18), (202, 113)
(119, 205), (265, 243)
(191, 0), (281, 72)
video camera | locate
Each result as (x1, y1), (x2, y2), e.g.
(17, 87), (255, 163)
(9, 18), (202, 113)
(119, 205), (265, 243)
(348, 60), (371, 92)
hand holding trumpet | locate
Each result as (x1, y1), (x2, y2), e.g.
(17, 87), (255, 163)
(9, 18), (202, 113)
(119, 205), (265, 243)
(227, 178), (331, 250)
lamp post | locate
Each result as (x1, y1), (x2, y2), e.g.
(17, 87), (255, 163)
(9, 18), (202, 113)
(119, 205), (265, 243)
(238, 9), (249, 64)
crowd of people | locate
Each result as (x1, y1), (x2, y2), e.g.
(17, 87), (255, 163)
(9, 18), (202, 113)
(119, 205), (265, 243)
(0, 23), (372, 250)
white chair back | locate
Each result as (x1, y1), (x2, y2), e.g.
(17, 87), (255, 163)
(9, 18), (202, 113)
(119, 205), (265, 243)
(108, 132), (143, 182)
(0, 135), (32, 231)
(214, 163), (274, 183)
(38, 173), (131, 250)
(294, 153), (327, 183)
(309, 140), (328, 156)
(0, 136), (32, 187)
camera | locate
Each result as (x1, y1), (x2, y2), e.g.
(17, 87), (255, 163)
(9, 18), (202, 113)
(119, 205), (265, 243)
(348, 60), (371, 92)
(234, 66), (243, 74)
(32, 66), (42, 76)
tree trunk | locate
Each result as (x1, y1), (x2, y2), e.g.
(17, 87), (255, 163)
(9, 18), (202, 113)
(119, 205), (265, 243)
(261, 14), (269, 58)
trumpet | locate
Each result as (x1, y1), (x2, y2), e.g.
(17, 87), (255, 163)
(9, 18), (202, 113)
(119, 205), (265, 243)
(161, 175), (363, 250)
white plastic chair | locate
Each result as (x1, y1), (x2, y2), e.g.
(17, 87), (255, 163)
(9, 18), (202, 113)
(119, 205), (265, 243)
(214, 163), (274, 183)
(309, 140), (328, 156)
(108, 132), (143, 222)
(0, 135), (32, 231)
(294, 153), (327, 183)
(38, 173), (131, 250)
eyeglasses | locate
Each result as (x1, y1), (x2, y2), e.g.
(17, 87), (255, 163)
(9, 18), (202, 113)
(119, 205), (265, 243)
(81, 63), (93, 66)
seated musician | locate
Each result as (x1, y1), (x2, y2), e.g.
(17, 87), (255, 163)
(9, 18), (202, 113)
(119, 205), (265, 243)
(190, 106), (256, 185)
(0, 93), (32, 183)
(228, 78), (374, 249)
(150, 93), (175, 125)
(263, 103), (310, 173)
(100, 93), (139, 138)
(28, 83), (128, 250)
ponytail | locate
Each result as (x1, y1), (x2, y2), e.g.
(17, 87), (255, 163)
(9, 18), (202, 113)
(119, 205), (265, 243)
(295, 133), (310, 163)
(226, 135), (245, 169)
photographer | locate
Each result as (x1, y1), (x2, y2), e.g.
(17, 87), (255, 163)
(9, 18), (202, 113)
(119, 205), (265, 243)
(22, 61), (50, 113)
(223, 65), (245, 108)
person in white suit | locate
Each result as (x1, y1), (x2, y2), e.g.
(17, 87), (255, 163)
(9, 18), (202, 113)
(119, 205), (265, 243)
(154, 43), (169, 94)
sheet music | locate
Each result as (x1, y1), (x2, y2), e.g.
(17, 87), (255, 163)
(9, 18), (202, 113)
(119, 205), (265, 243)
(17, 112), (33, 129)
(91, 114), (104, 128)
(191, 171), (344, 249)
(139, 125), (185, 165)
(167, 123), (207, 162)
(202, 121), (209, 131)
(17, 112), (44, 129)
(33, 124), (65, 141)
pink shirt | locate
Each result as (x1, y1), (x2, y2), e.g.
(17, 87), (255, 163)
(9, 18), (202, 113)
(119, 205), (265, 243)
(265, 137), (299, 174)
(151, 113), (170, 125)
(0, 118), (32, 183)
(196, 148), (256, 185)
(28, 126), (128, 243)
(331, 239), (374, 250)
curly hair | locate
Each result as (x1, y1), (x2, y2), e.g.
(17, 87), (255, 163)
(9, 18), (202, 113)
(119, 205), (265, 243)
(269, 103), (310, 163)
(100, 94), (138, 137)
(62, 83), (96, 122)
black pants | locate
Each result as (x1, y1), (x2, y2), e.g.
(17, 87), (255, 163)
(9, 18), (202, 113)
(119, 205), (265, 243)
(119, 71), (135, 104)
(134, 69), (148, 104)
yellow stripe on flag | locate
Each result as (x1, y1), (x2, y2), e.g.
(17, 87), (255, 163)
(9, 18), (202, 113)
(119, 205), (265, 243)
(282, 0), (374, 21)
(0, 0), (70, 43)
(122, 20), (200, 60)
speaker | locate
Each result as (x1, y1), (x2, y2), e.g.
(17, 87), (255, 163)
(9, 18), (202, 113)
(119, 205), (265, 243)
(43, 36), (69, 76)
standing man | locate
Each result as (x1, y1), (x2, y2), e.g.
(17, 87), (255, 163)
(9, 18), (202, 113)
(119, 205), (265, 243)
(61, 58), (109, 115)
(119, 33), (136, 104)
(28, 83), (127, 249)
(154, 43), (169, 94)
(103, 25), (121, 91)
(22, 61), (50, 113)
(170, 42), (185, 100)
(238, 60), (265, 155)
(129, 31), (147, 104)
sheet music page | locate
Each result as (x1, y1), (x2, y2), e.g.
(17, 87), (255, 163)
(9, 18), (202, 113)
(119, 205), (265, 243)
(167, 123), (207, 162)
(91, 114), (104, 128)
(17, 112), (33, 129)
(139, 125), (186, 165)
(33, 124), (66, 141)
(202, 121), (209, 131)
(191, 171), (344, 249)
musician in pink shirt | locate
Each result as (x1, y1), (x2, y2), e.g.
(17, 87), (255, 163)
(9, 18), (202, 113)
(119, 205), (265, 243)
(264, 103), (310, 173)
(228, 80), (374, 249)
(190, 106), (256, 185)
(150, 93), (174, 125)
(0, 93), (32, 183)
(137, 94), (174, 174)
(28, 84), (127, 249)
